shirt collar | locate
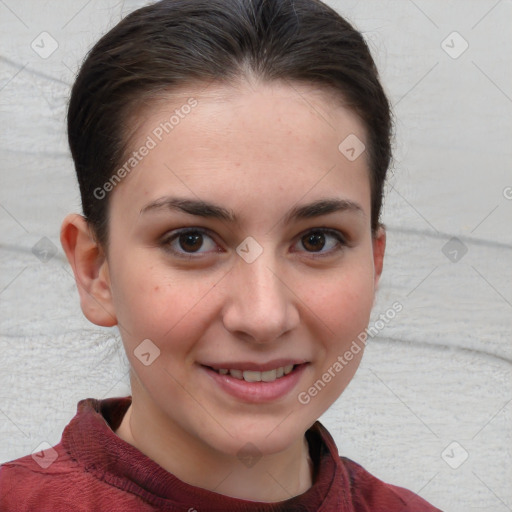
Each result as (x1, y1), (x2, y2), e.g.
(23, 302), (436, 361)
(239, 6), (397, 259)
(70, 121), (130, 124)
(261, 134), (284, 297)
(62, 397), (351, 511)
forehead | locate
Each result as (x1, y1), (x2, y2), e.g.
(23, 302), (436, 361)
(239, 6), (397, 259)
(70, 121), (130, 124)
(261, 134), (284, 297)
(109, 80), (371, 224)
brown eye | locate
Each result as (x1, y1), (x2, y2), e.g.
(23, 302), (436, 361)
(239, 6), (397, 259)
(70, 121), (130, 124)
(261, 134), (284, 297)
(294, 229), (346, 256)
(301, 231), (326, 252)
(178, 232), (204, 252)
(162, 228), (219, 257)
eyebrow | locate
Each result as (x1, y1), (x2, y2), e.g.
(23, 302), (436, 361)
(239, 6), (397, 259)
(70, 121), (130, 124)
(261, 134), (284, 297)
(140, 197), (235, 221)
(139, 196), (364, 223)
(284, 198), (365, 223)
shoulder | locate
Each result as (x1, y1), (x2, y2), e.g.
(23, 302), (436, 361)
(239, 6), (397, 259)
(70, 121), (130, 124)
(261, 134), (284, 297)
(340, 457), (443, 512)
(0, 444), (133, 511)
(0, 444), (149, 512)
(0, 444), (90, 511)
(0, 397), (152, 511)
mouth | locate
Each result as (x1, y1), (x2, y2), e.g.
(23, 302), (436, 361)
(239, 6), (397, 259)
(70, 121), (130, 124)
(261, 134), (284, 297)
(207, 364), (299, 383)
(200, 362), (309, 403)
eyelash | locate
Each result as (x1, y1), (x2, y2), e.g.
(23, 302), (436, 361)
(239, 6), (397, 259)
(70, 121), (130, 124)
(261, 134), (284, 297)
(293, 228), (347, 258)
(160, 227), (347, 259)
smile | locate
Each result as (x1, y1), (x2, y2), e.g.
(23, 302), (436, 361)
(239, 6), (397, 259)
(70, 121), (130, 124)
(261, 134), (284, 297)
(201, 362), (308, 403)
(211, 365), (296, 382)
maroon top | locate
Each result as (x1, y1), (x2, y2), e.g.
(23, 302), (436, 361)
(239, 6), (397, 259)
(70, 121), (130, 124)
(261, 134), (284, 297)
(0, 397), (442, 511)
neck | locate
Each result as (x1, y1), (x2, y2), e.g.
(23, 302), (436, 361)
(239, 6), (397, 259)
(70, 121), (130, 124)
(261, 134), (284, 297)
(115, 391), (314, 502)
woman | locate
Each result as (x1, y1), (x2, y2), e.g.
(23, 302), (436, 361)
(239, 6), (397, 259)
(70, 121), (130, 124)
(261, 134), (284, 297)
(0, 1), (442, 510)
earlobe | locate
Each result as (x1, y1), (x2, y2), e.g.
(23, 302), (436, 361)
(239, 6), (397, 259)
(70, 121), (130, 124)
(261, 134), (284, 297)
(60, 213), (117, 327)
(372, 225), (386, 290)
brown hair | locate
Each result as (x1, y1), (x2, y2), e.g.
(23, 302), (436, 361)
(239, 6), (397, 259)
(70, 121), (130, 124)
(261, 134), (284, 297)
(67, 0), (392, 250)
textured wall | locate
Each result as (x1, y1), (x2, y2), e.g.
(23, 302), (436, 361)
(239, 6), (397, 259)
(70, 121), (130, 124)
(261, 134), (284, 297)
(1, 1), (511, 510)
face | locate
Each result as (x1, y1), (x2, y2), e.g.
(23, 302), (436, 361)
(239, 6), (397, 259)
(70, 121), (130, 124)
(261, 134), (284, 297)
(102, 80), (384, 456)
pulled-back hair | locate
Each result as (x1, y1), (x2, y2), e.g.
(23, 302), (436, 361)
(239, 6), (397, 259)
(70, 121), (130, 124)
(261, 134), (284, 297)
(68, 0), (392, 249)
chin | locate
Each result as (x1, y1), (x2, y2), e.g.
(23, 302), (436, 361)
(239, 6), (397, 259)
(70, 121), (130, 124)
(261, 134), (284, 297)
(196, 414), (310, 457)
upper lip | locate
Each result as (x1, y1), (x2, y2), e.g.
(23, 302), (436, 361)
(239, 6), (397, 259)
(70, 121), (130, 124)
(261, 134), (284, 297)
(201, 359), (309, 372)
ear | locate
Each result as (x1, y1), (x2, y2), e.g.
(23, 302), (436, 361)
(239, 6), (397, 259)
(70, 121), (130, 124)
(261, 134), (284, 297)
(372, 225), (386, 290)
(60, 213), (117, 327)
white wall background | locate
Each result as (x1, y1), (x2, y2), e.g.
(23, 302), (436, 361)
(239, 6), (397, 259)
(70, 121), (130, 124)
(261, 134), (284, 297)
(1, 1), (511, 510)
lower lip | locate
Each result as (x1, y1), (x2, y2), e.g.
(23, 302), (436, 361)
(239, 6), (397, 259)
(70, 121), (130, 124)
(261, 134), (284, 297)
(202, 364), (308, 404)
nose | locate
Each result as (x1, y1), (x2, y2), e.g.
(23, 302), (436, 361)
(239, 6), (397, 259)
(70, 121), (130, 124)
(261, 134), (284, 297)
(221, 253), (300, 344)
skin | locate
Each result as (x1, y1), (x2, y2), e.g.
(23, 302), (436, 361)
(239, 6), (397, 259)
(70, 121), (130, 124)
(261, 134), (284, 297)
(60, 79), (385, 503)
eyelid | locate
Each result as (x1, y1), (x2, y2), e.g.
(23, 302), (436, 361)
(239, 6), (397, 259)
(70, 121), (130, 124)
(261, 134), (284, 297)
(160, 226), (348, 260)
(292, 227), (348, 257)
(160, 227), (222, 258)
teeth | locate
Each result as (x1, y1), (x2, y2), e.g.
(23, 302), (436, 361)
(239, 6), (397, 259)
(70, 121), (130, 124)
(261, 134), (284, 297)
(261, 369), (277, 382)
(229, 369), (243, 379)
(243, 370), (261, 382)
(215, 365), (297, 382)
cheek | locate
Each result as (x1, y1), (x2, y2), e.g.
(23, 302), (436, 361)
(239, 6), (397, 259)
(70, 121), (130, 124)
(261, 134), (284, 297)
(110, 258), (223, 350)
(299, 261), (374, 412)
(308, 262), (375, 343)
(326, 283), (373, 337)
